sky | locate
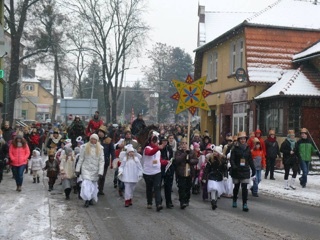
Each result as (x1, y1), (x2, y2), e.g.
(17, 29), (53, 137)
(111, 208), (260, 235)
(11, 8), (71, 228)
(125, 0), (199, 85)
(126, 0), (280, 84)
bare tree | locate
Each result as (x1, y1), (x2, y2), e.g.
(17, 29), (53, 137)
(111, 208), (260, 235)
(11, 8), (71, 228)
(68, 0), (149, 123)
(4, 0), (46, 123)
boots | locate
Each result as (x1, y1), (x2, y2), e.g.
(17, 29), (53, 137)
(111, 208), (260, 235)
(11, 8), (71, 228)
(37, 177), (40, 183)
(33, 178), (36, 183)
(125, 200), (130, 207)
(289, 178), (296, 190)
(284, 180), (290, 190)
(65, 188), (71, 200)
(211, 200), (217, 210)
(243, 203), (249, 212)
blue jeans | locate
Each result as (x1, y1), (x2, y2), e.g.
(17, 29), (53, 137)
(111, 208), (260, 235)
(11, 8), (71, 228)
(252, 170), (261, 194)
(12, 165), (26, 186)
(300, 160), (310, 186)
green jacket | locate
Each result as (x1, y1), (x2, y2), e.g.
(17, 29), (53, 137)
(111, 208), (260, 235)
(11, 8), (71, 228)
(297, 138), (317, 162)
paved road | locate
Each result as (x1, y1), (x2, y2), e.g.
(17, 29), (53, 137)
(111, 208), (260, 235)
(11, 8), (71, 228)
(76, 170), (320, 240)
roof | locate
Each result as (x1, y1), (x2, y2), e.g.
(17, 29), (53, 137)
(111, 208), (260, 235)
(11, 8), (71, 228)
(255, 66), (320, 99)
(293, 40), (320, 62)
(246, 0), (320, 30)
(22, 76), (40, 83)
(196, 0), (320, 51)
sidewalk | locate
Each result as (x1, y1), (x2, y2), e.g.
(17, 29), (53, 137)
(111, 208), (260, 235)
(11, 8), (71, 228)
(0, 169), (319, 239)
(259, 170), (320, 207)
(0, 170), (89, 240)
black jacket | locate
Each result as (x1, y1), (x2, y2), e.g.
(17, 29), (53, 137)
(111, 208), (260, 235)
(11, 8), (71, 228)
(265, 138), (280, 159)
(230, 144), (255, 179)
(280, 139), (299, 166)
(204, 157), (227, 181)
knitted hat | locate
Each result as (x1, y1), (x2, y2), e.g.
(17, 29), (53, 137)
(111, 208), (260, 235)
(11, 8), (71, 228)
(90, 133), (99, 141)
(126, 144), (135, 153)
(213, 145), (224, 156)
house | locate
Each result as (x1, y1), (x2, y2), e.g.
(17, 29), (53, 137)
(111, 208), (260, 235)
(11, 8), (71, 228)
(195, 0), (320, 146)
(15, 66), (54, 122)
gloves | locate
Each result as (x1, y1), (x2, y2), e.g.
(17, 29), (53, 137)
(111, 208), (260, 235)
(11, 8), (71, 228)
(75, 171), (80, 177)
(223, 177), (228, 181)
(185, 158), (190, 164)
(98, 174), (103, 180)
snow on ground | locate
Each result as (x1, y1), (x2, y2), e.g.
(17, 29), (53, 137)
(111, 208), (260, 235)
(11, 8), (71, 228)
(0, 168), (319, 239)
(0, 171), (90, 240)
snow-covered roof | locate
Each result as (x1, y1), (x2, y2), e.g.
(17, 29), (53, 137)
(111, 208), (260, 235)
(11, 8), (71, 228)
(293, 41), (320, 61)
(22, 76), (40, 83)
(248, 67), (285, 84)
(246, 0), (320, 30)
(255, 67), (320, 99)
(197, 0), (320, 50)
(199, 12), (253, 46)
(199, 0), (277, 12)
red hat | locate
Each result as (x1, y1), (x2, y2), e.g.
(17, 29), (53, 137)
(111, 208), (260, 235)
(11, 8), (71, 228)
(36, 123), (41, 127)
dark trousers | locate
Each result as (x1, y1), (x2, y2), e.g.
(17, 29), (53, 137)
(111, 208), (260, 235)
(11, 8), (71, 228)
(143, 172), (162, 206)
(162, 172), (174, 205)
(265, 157), (276, 178)
(12, 165), (26, 186)
(284, 164), (298, 180)
(233, 182), (248, 205)
(98, 165), (109, 192)
(176, 176), (192, 204)
(48, 177), (57, 188)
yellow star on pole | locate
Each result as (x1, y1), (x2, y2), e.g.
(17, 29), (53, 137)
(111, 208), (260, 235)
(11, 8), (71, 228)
(171, 74), (212, 116)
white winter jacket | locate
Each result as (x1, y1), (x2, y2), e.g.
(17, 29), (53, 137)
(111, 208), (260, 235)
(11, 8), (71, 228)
(75, 143), (105, 181)
(29, 150), (43, 171)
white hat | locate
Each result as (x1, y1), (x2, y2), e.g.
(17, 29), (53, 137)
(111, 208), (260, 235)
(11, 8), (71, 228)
(126, 144), (135, 153)
(90, 133), (99, 141)
(213, 145), (224, 156)
(65, 139), (72, 144)
(112, 124), (119, 128)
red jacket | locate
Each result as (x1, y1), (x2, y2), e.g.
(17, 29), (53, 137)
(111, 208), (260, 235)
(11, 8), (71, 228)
(9, 145), (30, 167)
(86, 119), (103, 137)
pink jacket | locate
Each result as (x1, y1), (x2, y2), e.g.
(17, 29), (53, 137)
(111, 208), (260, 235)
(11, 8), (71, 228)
(9, 145), (30, 167)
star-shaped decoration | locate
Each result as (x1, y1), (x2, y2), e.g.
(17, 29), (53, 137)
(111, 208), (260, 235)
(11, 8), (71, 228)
(170, 74), (212, 116)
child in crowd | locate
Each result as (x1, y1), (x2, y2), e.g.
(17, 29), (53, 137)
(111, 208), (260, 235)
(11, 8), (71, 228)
(43, 150), (60, 191)
(60, 147), (76, 200)
(118, 144), (143, 207)
(250, 138), (266, 197)
(203, 145), (227, 210)
(199, 144), (214, 201)
(28, 149), (43, 183)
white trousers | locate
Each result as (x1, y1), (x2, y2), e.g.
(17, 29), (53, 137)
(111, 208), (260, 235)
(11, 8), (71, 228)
(124, 182), (136, 200)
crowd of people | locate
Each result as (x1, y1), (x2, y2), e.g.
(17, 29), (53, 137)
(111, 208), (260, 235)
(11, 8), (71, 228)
(0, 112), (319, 213)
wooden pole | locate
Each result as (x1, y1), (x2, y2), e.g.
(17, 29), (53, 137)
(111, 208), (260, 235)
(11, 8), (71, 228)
(187, 111), (191, 149)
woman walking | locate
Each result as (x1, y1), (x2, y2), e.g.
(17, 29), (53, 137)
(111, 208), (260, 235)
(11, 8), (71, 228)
(9, 135), (30, 191)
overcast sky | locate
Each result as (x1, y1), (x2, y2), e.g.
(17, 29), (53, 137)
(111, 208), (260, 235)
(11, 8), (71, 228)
(126, 0), (199, 85)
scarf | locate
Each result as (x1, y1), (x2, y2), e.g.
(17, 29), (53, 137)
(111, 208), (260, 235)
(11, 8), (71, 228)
(267, 136), (276, 142)
(287, 135), (296, 150)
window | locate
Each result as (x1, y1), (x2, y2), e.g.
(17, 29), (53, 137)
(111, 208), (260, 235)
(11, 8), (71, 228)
(288, 101), (301, 134)
(260, 100), (284, 134)
(25, 84), (34, 91)
(233, 102), (247, 135)
(230, 38), (244, 74)
(21, 110), (27, 119)
(207, 51), (218, 81)
(265, 109), (283, 134)
(207, 53), (213, 82)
